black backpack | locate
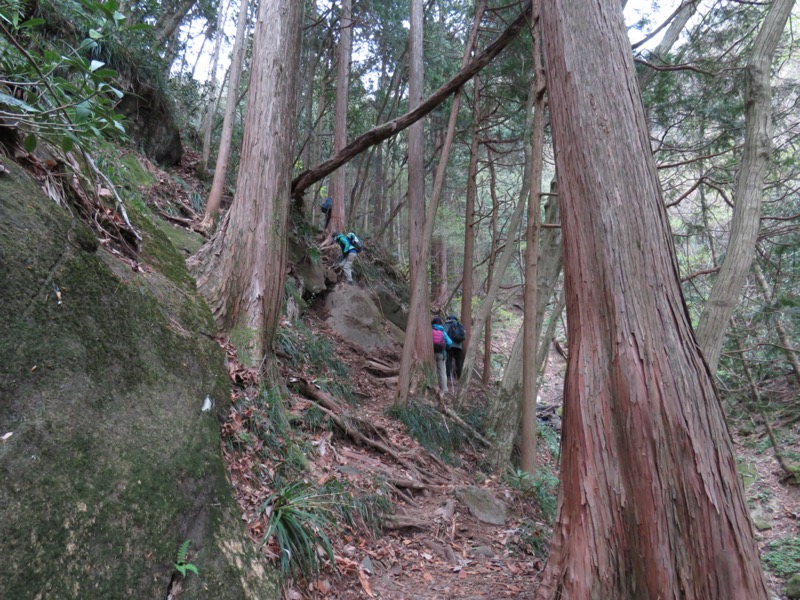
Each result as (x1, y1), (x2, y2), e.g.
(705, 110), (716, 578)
(448, 321), (466, 343)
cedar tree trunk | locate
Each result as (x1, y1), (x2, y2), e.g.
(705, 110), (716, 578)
(328, 0), (352, 235)
(190, 0), (304, 368)
(534, 0), (769, 598)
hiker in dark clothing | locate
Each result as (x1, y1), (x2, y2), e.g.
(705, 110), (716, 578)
(431, 317), (453, 392)
(332, 231), (360, 283)
(445, 314), (466, 380)
(320, 197), (333, 229)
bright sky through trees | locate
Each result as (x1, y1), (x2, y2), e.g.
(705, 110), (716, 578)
(181, 0), (684, 85)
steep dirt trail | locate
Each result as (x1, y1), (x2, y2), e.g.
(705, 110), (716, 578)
(280, 317), (549, 599)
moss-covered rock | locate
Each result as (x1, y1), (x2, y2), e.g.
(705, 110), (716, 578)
(0, 162), (278, 598)
(788, 574), (800, 600)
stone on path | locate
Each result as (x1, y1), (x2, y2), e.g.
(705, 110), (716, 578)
(455, 486), (507, 525)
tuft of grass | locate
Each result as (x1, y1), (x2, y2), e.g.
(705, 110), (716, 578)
(323, 479), (392, 536)
(388, 401), (472, 464)
(261, 386), (290, 435)
(762, 535), (800, 579)
(259, 482), (338, 581)
(304, 404), (329, 431)
(319, 379), (359, 406)
(275, 322), (350, 378)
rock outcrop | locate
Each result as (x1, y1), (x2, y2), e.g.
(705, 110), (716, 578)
(0, 162), (276, 598)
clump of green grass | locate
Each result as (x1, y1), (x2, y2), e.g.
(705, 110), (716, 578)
(388, 401), (472, 464)
(323, 478), (392, 535)
(259, 482), (338, 581)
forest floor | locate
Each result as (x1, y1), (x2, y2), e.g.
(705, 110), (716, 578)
(162, 150), (798, 600)
(263, 309), (555, 600)
(223, 298), (799, 600)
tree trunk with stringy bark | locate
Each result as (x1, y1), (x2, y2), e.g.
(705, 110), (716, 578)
(189, 0), (304, 369)
(534, 0), (769, 597)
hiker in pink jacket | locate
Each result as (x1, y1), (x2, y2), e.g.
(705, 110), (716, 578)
(431, 317), (454, 392)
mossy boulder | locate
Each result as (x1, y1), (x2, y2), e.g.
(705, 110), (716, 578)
(787, 574), (800, 599)
(324, 284), (404, 352)
(287, 236), (326, 296)
(0, 162), (278, 598)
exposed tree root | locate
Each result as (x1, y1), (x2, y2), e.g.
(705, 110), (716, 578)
(289, 377), (450, 486)
(436, 402), (490, 447)
(365, 359), (400, 377)
(382, 512), (428, 531)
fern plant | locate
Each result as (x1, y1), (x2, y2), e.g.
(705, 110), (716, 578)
(174, 539), (199, 578)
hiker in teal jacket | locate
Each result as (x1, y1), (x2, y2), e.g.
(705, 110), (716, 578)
(332, 231), (359, 283)
(431, 317), (453, 392)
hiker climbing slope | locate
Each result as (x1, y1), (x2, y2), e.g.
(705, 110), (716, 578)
(445, 314), (466, 381)
(332, 231), (363, 283)
(431, 317), (453, 392)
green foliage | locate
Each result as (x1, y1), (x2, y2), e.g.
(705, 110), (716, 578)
(538, 421), (561, 460)
(388, 401), (474, 464)
(307, 245), (322, 266)
(506, 468), (559, 524)
(174, 539), (199, 578)
(276, 322), (347, 376)
(0, 0), (135, 151)
(347, 492), (392, 536)
(303, 404), (328, 432)
(275, 322), (357, 406)
(762, 535), (800, 579)
(259, 482), (337, 581)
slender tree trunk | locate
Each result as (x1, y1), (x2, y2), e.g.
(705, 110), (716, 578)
(482, 151), (499, 384)
(461, 76), (481, 345)
(199, 0), (229, 178)
(373, 143), (385, 233)
(200, 0), (251, 230)
(695, 0), (794, 373)
(534, 0), (769, 596)
(299, 9), (322, 204)
(328, 0), (353, 235)
(487, 186), (562, 474)
(432, 236), (448, 308)
(637, 0), (699, 91)
(311, 62), (332, 225)
(520, 9), (546, 473)
(189, 0), (304, 369)
(455, 149), (530, 409)
(153, 0), (196, 44)
(396, 0), (431, 406)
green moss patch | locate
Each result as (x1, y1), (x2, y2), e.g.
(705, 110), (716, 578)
(0, 162), (277, 598)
